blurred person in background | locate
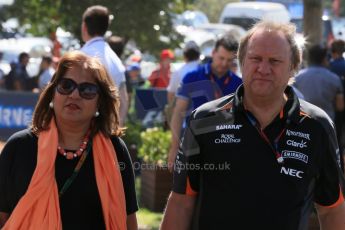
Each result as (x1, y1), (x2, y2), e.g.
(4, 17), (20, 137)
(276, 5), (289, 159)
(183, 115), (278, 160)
(81, 5), (128, 126)
(294, 44), (344, 169)
(294, 44), (344, 122)
(148, 49), (174, 88)
(107, 35), (126, 59)
(0, 51), (138, 229)
(329, 39), (345, 155)
(165, 41), (200, 126)
(50, 31), (62, 58)
(38, 55), (55, 91)
(167, 35), (242, 171)
(167, 41), (200, 104)
(330, 39), (345, 79)
(4, 52), (30, 91)
(125, 63), (145, 109)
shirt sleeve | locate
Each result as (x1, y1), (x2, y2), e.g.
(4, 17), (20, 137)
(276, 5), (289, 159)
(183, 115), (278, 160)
(112, 137), (139, 215)
(172, 115), (201, 195)
(176, 73), (192, 101)
(314, 119), (345, 207)
(167, 70), (179, 93)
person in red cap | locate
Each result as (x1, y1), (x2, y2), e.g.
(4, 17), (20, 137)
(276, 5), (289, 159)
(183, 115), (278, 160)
(148, 49), (174, 88)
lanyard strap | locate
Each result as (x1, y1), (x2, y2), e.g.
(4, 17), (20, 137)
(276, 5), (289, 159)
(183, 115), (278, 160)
(59, 140), (92, 197)
(245, 112), (287, 164)
(209, 73), (231, 99)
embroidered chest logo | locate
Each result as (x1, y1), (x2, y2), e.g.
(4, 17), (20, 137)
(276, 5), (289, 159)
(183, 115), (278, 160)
(216, 124), (243, 130)
(286, 139), (307, 149)
(282, 150), (309, 163)
(280, 166), (304, 179)
(215, 134), (241, 144)
(286, 129), (310, 140)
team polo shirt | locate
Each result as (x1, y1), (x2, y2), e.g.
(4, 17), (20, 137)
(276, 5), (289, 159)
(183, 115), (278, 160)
(176, 62), (242, 111)
(173, 85), (345, 230)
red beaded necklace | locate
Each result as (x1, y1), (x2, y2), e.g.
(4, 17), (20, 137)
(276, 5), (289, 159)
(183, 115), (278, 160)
(58, 130), (91, 160)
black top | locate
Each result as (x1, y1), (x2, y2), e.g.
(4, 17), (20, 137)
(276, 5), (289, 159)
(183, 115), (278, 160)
(173, 85), (345, 230)
(0, 129), (138, 230)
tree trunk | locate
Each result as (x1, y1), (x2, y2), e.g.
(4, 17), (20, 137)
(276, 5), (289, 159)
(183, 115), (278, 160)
(303, 0), (323, 48)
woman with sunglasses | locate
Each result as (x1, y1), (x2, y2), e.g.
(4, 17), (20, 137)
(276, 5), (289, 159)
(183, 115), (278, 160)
(0, 51), (138, 229)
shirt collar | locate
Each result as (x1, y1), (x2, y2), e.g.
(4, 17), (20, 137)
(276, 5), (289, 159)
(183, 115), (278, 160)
(83, 36), (104, 48)
(233, 85), (301, 124)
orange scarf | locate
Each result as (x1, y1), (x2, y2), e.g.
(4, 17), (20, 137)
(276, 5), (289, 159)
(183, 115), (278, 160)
(3, 119), (127, 230)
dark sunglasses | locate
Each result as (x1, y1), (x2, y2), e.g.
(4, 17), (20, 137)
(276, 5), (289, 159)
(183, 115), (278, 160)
(56, 78), (99, 100)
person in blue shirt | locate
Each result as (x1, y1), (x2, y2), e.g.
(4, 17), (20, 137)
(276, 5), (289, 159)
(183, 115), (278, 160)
(167, 34), (242, 170)
(330, 39), (345, 162)
(330, 39), (345, 79)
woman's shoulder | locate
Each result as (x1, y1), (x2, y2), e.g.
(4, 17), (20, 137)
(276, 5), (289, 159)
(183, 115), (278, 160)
(109, 135), (131, 161)
(0, 129), (37, 164)
(5, 128), (37, 146)
(110, 136), (127, 151)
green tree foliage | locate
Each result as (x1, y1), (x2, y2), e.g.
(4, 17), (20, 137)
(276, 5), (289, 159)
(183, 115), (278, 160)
(194, 0), (239, 23)
(5, 0), (190, 54)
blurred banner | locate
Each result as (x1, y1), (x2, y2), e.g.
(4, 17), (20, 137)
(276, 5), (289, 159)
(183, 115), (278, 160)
(0, 88), (168, 140)
(135, 88), (167, 127)
(0, 90), (38, 140)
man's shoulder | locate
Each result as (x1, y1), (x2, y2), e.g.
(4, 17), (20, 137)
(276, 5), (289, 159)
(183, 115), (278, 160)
(190, 94), (234, 120)
(299, 99), (334, 131)
(81, 38), (106, 56)
(181, 64), (207, 84)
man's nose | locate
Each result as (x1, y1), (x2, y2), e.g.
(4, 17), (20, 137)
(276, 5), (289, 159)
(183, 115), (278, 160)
(257, 60), (271, 74)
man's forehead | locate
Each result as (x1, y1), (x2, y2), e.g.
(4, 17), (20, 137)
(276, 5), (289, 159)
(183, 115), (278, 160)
(249, 28), (287, 45)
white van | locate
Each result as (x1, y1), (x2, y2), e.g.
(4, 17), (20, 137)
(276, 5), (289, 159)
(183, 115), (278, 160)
(219, 2), (290, 30)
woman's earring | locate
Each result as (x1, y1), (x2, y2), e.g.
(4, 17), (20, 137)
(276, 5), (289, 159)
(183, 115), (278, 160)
(95, 111), (100, 117)
(49, 102), (54, 109)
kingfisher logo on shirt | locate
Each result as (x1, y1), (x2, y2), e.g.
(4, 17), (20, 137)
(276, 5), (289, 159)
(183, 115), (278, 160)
(216, 124), (242, 130)
(282, 150), (309, 163)
(286, 129), (310, 140)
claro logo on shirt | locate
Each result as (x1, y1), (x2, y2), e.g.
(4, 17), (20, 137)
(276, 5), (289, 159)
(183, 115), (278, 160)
(280, 166), (304, 179)
(215, 134), (241, 144)
(286, 139), (307, 149)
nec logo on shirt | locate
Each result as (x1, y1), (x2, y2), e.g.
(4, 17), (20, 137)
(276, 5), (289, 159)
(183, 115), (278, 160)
(280, 167), (304, 179)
